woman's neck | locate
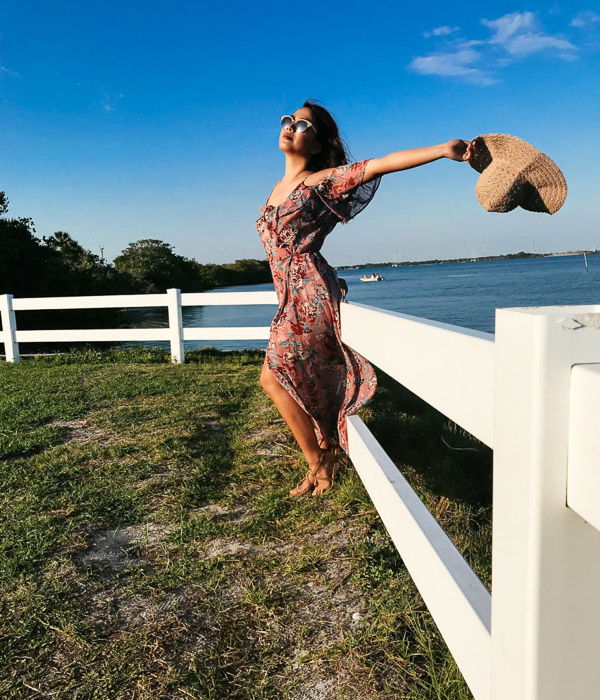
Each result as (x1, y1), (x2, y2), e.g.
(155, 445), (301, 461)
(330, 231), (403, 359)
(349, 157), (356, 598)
(283, 153), (311, 182)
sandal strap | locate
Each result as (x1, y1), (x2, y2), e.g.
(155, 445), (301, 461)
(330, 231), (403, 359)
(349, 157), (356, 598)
(291, 448), (338, 496)
(292, 452), (326, 492)
(313, 448), (337, 487)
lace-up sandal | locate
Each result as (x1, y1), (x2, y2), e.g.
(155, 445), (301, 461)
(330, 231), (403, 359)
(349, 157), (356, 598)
(311, 447), (339, 496)
(288, 450), (327, 498)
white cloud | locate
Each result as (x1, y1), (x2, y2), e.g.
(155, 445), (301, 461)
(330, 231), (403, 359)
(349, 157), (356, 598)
(503, 32), (575, 56)
(482, 11), (576, 57)
(423, 25), (460, 38)
(101, 92), (125, 112)
(571, 10), (600, 28)
(411, 10), (584, 86)
(0, 65), (20, 78)
(433, 25), (459, 36)
(482, 10), (537, 44)
(410, 48), (495, 85)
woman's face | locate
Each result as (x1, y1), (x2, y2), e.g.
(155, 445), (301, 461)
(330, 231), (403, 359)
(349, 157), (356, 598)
(279, 107), (321, 159)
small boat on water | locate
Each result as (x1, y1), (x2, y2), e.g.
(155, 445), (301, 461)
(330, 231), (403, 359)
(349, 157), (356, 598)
(360, 273), (385, 282)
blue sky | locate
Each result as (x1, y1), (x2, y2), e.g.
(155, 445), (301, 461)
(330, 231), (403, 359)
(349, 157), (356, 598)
(2, 1), (599, 266)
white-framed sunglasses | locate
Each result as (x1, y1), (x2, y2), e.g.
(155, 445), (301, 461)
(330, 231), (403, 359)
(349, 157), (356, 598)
(280, 114), (316, 134)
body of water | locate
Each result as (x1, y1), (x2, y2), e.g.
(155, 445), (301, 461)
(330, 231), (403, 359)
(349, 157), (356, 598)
(121, 253), (600, 351)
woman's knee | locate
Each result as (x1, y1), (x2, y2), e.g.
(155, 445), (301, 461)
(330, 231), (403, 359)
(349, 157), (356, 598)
(260, 364), (277, 393)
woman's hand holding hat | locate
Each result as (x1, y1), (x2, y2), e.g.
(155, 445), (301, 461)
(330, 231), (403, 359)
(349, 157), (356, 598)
(444, 138), (478, 162)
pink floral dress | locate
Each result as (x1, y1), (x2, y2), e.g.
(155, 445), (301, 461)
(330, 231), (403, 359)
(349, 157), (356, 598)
(256, 159), (381, 453)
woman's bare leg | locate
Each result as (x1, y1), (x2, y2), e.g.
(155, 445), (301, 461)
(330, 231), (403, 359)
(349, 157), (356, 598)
(259, 360), (326, 469)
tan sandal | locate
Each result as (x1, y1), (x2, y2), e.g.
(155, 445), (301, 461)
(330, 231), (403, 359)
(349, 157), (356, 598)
(289, 448), (330, 498)
(311, 447), (339, 496)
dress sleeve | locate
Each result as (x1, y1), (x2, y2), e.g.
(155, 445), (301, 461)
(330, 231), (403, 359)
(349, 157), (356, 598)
(313, 159), (381, 223)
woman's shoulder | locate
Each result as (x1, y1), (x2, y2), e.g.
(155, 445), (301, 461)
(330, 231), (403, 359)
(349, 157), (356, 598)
(303, 168), (337, 187)
(303, 160), (372, 188)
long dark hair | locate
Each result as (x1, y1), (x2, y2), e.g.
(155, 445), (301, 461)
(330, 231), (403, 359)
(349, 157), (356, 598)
(303, 99), (354, 171)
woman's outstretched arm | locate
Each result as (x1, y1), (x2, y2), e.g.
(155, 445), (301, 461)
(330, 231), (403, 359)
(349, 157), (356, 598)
(363, 139), (476, 183)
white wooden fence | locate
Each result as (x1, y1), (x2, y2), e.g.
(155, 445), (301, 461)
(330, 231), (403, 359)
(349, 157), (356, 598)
(2, 289), (600, 699)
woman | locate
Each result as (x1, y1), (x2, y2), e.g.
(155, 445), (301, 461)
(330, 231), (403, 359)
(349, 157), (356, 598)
(256, 100), (474, 497)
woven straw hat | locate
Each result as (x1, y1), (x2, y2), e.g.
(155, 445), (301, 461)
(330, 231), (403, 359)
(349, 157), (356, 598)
(468, 133), (567, 214)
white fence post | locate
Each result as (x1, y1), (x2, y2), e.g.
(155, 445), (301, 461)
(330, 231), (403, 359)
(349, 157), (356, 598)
(166, 288), (185, 364)
(0, 293), (20, 363)
(567, 363), (600, 530)
(491, 307), (600, 699)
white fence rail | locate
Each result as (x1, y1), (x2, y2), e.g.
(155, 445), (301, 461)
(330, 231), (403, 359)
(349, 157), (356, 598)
(2, 289), (600, 699)
(0, 289), (278, 363)
(341, 302), (495, 446)
(347, 415), (492, 699)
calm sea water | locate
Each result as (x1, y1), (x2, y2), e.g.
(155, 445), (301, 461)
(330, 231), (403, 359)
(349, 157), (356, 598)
(122, 253), (600, 351)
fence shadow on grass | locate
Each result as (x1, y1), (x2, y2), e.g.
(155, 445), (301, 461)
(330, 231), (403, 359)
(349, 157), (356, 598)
(364, 368), (493, 510)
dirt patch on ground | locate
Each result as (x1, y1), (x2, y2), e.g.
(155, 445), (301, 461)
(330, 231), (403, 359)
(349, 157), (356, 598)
(79, 522), (176, 572)
(48, 418), (114, 447)
(245, 425), (291, 457)
(202, 536), (259, 559)
(287, 520), (371, 621)
(188, 517), (371, 625)
(112, 587), (208, 632)
(71, 503), (381, 697)
(192, 502), (252, 524)
(290, 671), (380, 700)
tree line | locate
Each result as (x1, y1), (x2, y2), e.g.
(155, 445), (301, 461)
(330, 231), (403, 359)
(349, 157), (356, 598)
(0, 191), (271, 298)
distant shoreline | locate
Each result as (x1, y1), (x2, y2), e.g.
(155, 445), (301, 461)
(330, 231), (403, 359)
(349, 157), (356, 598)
(336, 250), (599, 271)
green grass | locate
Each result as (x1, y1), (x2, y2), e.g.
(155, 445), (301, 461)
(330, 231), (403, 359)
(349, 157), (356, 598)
(0, 347), (492, 699)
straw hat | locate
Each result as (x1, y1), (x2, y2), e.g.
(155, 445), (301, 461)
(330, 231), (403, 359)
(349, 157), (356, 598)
(468, 133), (567, 214)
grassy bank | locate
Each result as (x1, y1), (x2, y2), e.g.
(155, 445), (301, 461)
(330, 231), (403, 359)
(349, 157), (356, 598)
(0, 348), (492, 699)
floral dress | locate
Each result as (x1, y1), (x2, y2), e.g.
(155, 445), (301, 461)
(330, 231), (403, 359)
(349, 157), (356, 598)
(256, 159), (382, 453)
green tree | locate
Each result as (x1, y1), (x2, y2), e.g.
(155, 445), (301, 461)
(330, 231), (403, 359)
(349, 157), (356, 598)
(41, 230), (132, 294)
(0, 197), (65, 297)
(191, 258), (271, 289)
(224, 258), (272, 285)
(113, 238), (202, 293)
(43, 231), (92, 268)
(0, 191), (9, 216)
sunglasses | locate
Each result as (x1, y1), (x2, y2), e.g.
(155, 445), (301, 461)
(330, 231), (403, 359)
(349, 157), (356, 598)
(280, 114), (316, 134)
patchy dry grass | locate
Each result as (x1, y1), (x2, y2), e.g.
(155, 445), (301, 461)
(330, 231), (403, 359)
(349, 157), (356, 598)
(0, 347), (491, 699)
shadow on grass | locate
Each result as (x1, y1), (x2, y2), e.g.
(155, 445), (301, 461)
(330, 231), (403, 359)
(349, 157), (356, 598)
(364, 368), (493, 510)
(174, 414), (241, 511)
